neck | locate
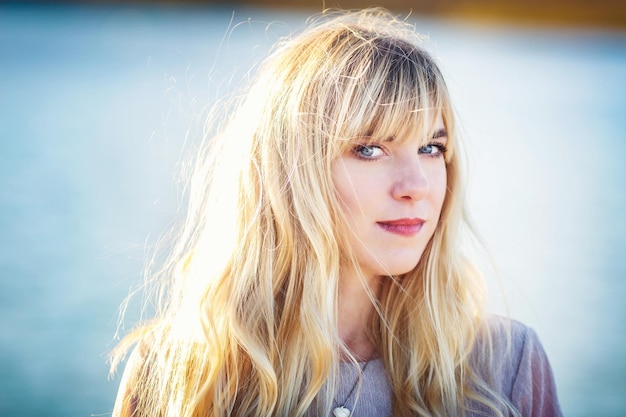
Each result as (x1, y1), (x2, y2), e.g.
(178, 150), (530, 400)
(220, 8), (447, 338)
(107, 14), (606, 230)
(337, 270), (382, 361)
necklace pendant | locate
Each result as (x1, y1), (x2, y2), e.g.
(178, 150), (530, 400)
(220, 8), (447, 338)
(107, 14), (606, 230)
(333, 406), (351, 417)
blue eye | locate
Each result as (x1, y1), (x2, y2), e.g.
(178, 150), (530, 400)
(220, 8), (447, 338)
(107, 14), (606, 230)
(353, 144), (384, 159)
(418, 142), (447, 157)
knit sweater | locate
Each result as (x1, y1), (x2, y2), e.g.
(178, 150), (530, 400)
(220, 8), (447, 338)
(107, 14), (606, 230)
(332, 316), (562, 417)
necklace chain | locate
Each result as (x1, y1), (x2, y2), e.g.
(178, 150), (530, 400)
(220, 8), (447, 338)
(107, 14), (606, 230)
(332, 360), (371, 416)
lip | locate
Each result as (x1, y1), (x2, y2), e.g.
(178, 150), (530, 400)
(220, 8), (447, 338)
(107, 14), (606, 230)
(377, 218), (425, 237)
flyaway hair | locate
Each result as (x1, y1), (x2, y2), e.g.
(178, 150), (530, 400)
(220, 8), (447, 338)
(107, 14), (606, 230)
(111, 8), (517, 417)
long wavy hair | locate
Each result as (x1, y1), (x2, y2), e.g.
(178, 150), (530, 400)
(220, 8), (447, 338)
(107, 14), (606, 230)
(111, 8), (514, 417)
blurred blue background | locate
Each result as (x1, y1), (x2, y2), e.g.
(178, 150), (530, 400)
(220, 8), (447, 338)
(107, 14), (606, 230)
(1, 3), (625, 416)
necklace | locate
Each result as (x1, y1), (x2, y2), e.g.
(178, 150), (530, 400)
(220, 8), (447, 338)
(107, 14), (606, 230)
(332, 360), (371, 417)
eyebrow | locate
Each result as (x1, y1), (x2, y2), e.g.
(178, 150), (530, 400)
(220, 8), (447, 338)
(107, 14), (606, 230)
(363, 128), (447, 143)
(432, 128), (448, 139)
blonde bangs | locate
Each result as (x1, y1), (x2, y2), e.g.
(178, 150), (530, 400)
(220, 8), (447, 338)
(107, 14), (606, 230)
(314, 32), (454, 161)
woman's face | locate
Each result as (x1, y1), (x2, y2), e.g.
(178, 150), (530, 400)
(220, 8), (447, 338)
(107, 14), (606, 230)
(331, 114), (448, 279)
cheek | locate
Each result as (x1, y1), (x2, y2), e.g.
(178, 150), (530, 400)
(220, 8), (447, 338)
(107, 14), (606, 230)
(331, 167), (354, 212)
(439, 172), (448, 208)
(430, 166), (448, 216)
(331, 160), (378, 217)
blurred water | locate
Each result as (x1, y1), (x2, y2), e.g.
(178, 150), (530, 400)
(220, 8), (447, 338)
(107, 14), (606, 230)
(0, 3), (624, 417)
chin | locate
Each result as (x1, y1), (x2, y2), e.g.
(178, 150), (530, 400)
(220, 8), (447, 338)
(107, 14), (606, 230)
(379, 260), (421, 277)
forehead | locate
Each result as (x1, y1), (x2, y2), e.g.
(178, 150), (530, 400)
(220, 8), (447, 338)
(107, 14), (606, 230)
(433, 113), (445, 131)
(311, 29), (452, 150)
(333, 68), (447, 144)
(356, 107), (447, 145)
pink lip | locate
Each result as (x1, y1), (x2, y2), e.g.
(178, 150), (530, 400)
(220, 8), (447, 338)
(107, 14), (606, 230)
(377, 218), (425, 236)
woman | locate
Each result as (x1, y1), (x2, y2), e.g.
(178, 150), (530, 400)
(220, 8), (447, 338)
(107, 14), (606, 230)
(111, 8), (562, 417)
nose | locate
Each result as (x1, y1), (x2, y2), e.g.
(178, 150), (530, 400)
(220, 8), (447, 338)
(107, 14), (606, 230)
(390, 156), (429, 201)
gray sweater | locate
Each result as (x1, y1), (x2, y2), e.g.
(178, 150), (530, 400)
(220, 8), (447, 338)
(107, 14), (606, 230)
(333, 317), (562, 417)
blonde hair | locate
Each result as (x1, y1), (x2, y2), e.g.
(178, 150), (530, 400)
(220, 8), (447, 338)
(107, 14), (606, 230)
(111, 8), (514, 417)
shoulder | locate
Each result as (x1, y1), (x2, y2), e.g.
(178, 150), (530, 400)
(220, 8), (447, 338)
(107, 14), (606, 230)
(472, 315), (563, 417)
(112, 336), (154, 417)
(470, 316), (529, 393)
(480, 315), (537, 360)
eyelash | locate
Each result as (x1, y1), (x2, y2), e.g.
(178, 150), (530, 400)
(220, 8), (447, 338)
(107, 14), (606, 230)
(352, 144), (385, 160)
(351, 142), (448, 160)
(419, 142), (448, 158)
